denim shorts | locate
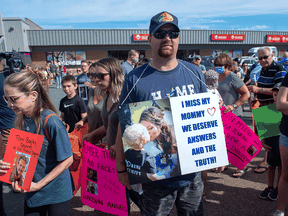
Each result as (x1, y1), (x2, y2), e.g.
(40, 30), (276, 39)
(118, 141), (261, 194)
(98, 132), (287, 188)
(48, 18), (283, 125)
(279, 133), (288, 148)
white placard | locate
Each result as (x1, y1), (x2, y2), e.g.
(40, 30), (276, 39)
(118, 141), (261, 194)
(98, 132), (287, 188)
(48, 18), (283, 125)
(169, 92), (228, 174)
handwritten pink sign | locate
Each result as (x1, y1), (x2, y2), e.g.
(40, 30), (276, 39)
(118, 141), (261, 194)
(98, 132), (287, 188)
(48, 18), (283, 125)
(81, 141), (128, 215)
(221, 108), (262, 170)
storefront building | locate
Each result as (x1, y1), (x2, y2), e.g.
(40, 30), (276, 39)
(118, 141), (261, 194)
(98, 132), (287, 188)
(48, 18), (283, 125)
(1, 14), (288, 68)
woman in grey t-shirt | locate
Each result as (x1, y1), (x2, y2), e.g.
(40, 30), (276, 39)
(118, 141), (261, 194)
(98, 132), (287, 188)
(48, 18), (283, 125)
(214, 53), (250, 178)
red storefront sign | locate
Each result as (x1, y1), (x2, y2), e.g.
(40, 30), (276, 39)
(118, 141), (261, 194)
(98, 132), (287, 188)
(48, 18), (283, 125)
(267, 35), (288, 43)
(211, 34), (245, 41)
(133, 34), (149, 41)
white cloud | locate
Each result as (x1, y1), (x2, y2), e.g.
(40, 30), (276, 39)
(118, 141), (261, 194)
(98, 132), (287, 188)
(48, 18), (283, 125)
(237, 25), (270, 30)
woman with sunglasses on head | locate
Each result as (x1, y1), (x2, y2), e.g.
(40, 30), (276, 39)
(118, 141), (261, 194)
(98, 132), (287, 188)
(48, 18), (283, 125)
(0, 71), (74, 216)
(214, 53), (250, 177)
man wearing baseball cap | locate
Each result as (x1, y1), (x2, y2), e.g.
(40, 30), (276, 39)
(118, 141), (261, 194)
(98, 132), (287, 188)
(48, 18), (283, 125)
(116, 11), (206, 215)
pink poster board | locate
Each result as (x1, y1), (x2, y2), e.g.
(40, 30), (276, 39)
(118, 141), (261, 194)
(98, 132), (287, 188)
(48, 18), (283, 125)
(81, 141), (128, 215)
(221, 108), (262, 170)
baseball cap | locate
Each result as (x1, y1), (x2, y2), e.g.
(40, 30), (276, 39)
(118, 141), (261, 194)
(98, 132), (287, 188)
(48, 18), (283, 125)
(194, 55), (201, 60)
(149, 11), (180, 35)
(272, 82), (282, 91)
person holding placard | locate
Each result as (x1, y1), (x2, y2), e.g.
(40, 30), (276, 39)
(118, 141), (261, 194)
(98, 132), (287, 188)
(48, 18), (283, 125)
(116, 11), (207, 216)
(273, 73), (288, 216)
(214, 53), (250, 178)
(1, 71), (74, 216)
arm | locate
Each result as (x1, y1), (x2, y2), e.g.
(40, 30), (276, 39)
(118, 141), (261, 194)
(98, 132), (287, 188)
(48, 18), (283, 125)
(75, 115), (88, 129)
(80, 112), (87, 119)
(82, 125), (106, 144)
(0, 135), (10, 175)
(13, 155), (73, 192)
(276, 86), (288, 116)
(224, 85), (250, 113)
(115, 123), (131, 190)
(60, 112), (65, 121)
(247, 85), (273, 95)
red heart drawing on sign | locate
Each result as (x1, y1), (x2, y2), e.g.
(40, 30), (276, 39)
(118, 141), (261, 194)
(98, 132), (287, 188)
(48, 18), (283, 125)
(207, 107), (216, 116)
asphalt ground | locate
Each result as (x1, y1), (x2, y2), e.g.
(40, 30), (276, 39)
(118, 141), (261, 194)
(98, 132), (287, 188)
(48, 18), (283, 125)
(3, 84), (287, 216)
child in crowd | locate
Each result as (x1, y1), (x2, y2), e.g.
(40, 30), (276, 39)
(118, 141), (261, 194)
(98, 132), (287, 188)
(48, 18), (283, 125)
(123, 124), (164, 194)
(59, 75), (87, 133)
(259, 82), (282, 201)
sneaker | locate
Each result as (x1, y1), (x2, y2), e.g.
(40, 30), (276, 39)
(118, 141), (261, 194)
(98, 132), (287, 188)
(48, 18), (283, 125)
(272, 210), (284, 216)
(268, 188), (278, 201)
(259, 187), (273, 199)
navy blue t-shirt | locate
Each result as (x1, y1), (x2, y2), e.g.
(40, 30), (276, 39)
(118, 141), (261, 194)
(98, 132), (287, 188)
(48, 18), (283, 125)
(24, 110), (73, 207)
(0, 70), (15, 129)
(118, 60), (207, 189)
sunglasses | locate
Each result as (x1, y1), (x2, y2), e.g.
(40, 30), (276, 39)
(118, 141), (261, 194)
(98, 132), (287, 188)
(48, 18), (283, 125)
(214, 64), (225, 67)
(3, 94), (25, 105)
(87, 72), (109, 79)
(259, 55), (270, 61)
(152, 30), (180, 39)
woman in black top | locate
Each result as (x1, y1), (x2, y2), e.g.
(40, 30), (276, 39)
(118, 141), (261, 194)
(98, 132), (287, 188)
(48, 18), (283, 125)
(274, 74), (288, 216)
(86, 58), (124, 158)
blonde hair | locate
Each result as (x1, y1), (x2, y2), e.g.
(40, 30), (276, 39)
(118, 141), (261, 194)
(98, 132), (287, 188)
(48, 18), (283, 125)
(91, 58), (124, 102)
(4, 71), (58, 134)
(123, 124), (150, 150)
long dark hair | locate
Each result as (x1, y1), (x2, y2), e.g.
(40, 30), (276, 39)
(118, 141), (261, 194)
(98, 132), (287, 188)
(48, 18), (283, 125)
(139, 107), (174, 157)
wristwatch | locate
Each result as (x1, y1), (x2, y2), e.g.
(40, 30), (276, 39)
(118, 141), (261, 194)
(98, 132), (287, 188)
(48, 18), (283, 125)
(260, 88), (264, 93)
(232, 104), (237, 109)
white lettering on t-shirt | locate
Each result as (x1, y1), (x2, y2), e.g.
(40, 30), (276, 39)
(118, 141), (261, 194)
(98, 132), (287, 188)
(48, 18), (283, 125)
(151, 84), (195, 99)
(151, 91), (162, 100)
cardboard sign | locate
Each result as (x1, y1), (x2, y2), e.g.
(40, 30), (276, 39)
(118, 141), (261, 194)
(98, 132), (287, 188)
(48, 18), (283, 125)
(81, 141), (128, 216)
(123, 92), (228, 185)
(221, 107), (262, 170)
(252, 103), (282, 139)
(0, 129), (44, 191)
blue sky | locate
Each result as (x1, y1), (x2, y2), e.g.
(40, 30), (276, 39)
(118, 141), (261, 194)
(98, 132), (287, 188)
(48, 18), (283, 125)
(2, 0), (288, 31)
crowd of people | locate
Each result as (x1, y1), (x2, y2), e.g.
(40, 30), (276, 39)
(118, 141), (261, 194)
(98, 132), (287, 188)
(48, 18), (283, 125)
(0, 11), (288, 216)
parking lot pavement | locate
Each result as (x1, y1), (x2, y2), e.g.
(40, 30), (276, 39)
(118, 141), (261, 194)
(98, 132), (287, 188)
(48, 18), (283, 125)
(3, 87), (287, 216)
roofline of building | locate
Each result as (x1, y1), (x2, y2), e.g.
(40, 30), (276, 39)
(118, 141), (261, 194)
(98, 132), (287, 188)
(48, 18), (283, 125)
(25, 17), (43, 30)
(26, 28), (288, 33)
(2, 17), (30, 25)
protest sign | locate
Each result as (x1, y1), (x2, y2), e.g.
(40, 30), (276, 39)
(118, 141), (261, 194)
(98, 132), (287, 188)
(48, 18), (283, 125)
(221, 107), (262, 170)
(81, 141), (127, 216)
(0, 128), (44, 191)
(252, 103), (282, 139)
(124, 92), (228, 185)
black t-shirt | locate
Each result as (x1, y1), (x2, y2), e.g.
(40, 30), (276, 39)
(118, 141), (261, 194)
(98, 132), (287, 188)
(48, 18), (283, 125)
(280, 73), (288, 137)
(243, 69), (251, 84)
(59, 94), (87, 132)
(125, 149), (156, 185)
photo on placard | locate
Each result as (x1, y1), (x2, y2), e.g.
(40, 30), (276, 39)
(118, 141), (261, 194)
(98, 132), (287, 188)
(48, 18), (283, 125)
(87, 166), (97, 183)
(123, 98), (180, 185)
(86, 180), (98, 196)
(78, 84), (88, 101)
(9, 151), (31, 187)
(247, 144), (257, 157)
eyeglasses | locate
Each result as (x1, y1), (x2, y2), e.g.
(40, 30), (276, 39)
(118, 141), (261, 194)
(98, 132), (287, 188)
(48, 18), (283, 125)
(259, 55), (270, 61)
(152, 30), (180, 39)
(3, 94), (25, 105)
(87, 73), (109, 79)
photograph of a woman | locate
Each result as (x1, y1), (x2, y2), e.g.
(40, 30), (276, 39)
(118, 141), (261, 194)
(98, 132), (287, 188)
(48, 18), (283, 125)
(124, 98), (180, 185)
